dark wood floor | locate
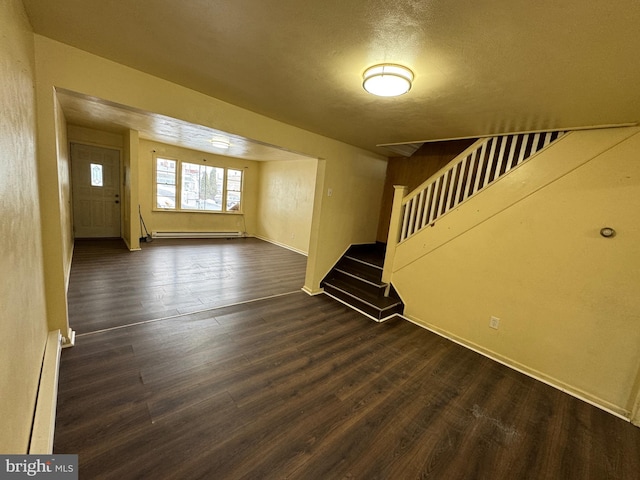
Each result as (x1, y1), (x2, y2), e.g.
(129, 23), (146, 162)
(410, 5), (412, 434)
(68, 237), (308, 334)
(55, 238), (640, 479)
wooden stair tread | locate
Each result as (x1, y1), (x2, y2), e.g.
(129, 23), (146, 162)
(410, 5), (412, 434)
(323, 278), (402, 309)
(334, 263), (384, 287)
(345, 243), (386, 269)
(321, 242), (403, 321)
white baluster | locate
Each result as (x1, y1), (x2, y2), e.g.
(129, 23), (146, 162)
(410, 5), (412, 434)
(428, 177), (441, 224)
(401, 201), (411, 241)
(453, 155), (469, 209)
(493, 136), (508, 181)
(530, 133), (541, 156)
(505, 135), (519, 172)
(438, 171), (449, 218)
(482, 137), (498, 188)
(445, 163), (459, 214)
(421, 183), (433, 228)
(464, 150), (478, 200)
(473, 141), (488, 194)
(517, 134), (530, 165)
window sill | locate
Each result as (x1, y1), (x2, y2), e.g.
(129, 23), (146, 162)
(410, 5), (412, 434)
(153, 208), (243, 215)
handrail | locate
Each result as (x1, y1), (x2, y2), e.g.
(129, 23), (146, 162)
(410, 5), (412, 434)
(398, 130), (566, 242)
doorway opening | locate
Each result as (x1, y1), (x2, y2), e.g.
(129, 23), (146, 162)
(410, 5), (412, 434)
(71, 143), (121, 238)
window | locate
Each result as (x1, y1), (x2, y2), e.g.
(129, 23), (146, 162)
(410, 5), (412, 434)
(90, 163), (103, 187)
(181, 163), (223, 211)
(156, 158), (176, 209)
(154, 157), (242, 213)
(226, 169), (242, 211)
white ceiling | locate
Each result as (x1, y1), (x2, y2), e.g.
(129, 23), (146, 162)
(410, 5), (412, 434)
(23, 0), (640, 157)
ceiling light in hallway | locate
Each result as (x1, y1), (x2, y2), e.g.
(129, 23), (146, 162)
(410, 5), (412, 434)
(362, 64), (413, 97)
(210, 137), (231, 148)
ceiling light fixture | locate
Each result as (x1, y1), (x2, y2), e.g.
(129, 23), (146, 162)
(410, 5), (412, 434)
(362, 64), (414, 97)
(210, 137), (230, 149)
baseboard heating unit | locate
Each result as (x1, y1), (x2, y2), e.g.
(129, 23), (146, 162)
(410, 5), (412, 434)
(29, 330), (62, 454)
(151, 231), (244, 239)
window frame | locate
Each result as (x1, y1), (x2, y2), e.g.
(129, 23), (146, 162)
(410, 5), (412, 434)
(153, 155), (243, 214)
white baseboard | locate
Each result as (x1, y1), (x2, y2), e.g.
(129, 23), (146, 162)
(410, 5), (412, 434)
(301, 286), (323, 296)
(253, 234), (308, 256)
(62, 329), (76, 349)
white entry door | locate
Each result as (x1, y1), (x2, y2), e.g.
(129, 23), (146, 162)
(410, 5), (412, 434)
(71, 143), (121, 238)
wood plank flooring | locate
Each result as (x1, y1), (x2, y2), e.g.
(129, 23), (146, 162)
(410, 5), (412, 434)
(55, 238), (640, 479)
(68, 238), (308, 334)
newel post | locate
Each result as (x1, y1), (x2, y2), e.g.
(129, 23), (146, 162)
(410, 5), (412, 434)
(382, 185), (408, 285)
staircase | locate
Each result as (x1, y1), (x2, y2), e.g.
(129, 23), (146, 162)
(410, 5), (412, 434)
(398, 130), (566, 242)
(321, 243), (404, 321)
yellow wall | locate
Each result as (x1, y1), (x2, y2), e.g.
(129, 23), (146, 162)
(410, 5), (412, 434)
(0, 0), (49, 453)
(67, 124), (124, 149)
(138, 139), (259, 235)
(304, 150), (388, 292)
(55, 99), (74, 282)
(124, 129), (140, 250)
(32, 35), (387, 300)
(33, 84), (73, 340)
(392, 127), (640, 419)
(256, 159), (317, 254)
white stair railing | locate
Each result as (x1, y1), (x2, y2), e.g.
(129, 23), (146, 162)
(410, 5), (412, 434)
(398, 131), (566, 242)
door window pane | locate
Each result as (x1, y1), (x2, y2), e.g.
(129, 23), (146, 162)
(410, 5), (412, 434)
(90, 163), (103, 187)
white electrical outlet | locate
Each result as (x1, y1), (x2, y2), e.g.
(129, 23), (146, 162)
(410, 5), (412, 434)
(489, 316), (500, 329)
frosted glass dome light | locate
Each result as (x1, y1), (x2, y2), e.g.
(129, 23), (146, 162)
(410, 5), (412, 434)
(362, 64), (413, 97)
(210, 137), (230, 149)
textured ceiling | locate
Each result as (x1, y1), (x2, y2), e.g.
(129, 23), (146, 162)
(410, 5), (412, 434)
(56, 89), (316, 161)
(23, 0), (640, 155)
